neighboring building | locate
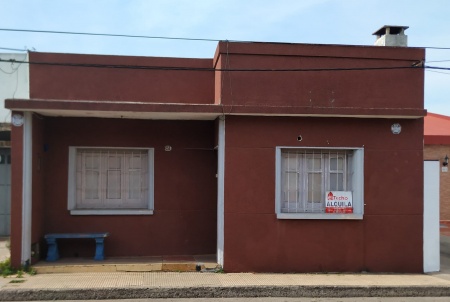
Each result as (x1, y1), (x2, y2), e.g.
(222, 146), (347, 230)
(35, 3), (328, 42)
(5, 27), (428, 273)
(0, 123), (11, 236)
(0, 53), (30, 122)
(0, 53), (28, 236)
(424, 113), (450, 221)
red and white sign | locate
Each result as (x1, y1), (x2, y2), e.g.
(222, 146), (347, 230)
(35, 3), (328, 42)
(325, 191), (353, 213)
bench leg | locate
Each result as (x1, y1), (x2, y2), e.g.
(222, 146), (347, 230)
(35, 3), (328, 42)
(45, 238), (59, 262)
(94, 238), (105, 260)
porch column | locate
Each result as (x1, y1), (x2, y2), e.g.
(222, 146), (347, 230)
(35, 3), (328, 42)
(21, 112), (33, 265)
(217, 116), (225, 266)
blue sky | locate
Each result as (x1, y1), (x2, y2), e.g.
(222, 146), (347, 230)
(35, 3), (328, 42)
(1, 0), (449, 115)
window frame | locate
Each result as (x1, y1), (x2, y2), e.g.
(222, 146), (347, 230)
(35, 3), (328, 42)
(67, 146), (154, 215)
(275, 146), (364, 220)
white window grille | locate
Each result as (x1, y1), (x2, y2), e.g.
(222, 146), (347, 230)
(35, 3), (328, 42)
(275, 147), (363, 219)
(68, 147), (154, 215)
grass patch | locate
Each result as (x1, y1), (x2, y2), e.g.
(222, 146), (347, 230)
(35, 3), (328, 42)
(9, 279), (26, 284)
(0, 258), (37, 277)
(0, 258), (14, 277)
(215, 266), (225, 273)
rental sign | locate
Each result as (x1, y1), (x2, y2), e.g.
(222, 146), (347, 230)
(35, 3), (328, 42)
(325, 191), (353, 213)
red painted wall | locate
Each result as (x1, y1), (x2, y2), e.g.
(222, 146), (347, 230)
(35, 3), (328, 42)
(223, 116), (423, 273)
(31, 116), (46, 264)
(29, 52), (214, 104)
(214, 42), (424, 111)
(40, 117), (217, 258)
(10, 112), (23, 268)
(10, 41), (424, 272)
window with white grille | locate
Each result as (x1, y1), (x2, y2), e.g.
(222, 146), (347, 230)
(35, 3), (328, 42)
(275, 147), (364, 219)
(68, 147), (154, 215)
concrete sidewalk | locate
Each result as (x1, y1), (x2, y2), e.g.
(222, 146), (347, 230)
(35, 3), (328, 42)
(1, 234), (450, 300)
(1, 271), (450, 300)
(0, 237), (9, 262)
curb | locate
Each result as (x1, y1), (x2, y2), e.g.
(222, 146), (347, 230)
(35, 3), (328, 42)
(1, 285), (450, 301)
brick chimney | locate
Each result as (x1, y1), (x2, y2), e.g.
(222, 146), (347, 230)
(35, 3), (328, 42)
(373, 25), (408, 47)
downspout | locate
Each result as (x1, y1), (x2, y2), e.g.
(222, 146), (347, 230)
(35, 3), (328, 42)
(217, 116), (225, 267)
(21, 111), (32, 266)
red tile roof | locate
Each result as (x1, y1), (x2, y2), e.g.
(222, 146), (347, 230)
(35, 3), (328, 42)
(424, 113), (450, 144)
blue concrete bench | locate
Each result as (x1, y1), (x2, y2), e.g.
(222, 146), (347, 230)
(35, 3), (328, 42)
(44, 233), (109, 262)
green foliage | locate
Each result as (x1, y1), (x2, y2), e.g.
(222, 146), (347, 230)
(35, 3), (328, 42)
(215, 266), (225, 273)
(9, 279), (25, 283)
(0, 258), (37, 277)
(27, 267), (37, 275)
(0, 258), (13, 277)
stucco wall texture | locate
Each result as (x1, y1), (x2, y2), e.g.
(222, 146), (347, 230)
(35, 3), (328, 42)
(424, 144), (450, 221)
(38, 118), (217, 259)
(29, 52), (214, 104)
(8, 41), (426, 272)
(223, 116), (424, 273)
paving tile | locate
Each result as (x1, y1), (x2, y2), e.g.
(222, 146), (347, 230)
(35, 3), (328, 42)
(4, 271), (450, 291)
(142, 272), (221, 287)
(0, 237), (10, 262)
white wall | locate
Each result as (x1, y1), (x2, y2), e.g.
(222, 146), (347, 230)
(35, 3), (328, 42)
(0, 53), (29, 122)
(424, 160), (440, 273)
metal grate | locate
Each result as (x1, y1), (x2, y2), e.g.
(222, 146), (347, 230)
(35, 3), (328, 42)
(281, 149), (353, 213)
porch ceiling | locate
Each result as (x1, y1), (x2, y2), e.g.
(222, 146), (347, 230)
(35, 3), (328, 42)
(22, 108), (220, 120)
(5, 98), (427, 120)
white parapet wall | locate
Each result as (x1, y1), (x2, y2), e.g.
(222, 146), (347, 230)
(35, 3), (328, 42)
(0, 53), (30, 122)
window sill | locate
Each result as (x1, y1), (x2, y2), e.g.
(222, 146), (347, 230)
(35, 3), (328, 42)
(70, 209), (154, 216)
(277, 213), (363, 220)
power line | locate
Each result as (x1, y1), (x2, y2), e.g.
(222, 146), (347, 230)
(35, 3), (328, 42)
(425, 65), (450, 71)
(0, 46), (27, 52)
(423, 46), (450, 50)
(0, 57), (426, 72)
(426, 69), (450, 75)
(0, 28), (222, 42)
(2, 28), (450, 50)
(425, 59), (450, 63)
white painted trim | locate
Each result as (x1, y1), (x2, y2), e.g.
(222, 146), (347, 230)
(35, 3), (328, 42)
(275, 146), (364, 220)
(67, 147), (154, 213)
(278, 146), (362, 151)
(70, 209), (153, 215)
(277, 213), (363, 220)
(148, 147), (155, 212)
(352, 149), (364, 216)
(217, 116), (225, 267)
(423, 160), (440, 273)
(21, 112), (32, 265)
(67, 147), (76, 210)
(274, 147), (282, 213)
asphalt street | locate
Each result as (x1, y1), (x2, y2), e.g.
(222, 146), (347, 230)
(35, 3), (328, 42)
(7, 298), (450, 302)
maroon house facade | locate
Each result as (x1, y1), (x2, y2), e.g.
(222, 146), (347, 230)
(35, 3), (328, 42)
(6, 39), (426, 273)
